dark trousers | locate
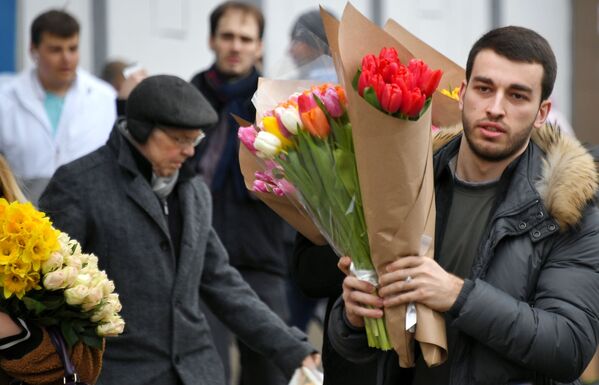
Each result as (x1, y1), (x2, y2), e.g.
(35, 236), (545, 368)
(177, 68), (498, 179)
(237, 269), (290, 385)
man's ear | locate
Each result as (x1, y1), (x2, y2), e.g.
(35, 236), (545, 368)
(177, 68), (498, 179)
(533, 99), (552, 128)
(30, 43), (39, 62)
(208, 36), (215, 52)
(458, 80), (467, 111)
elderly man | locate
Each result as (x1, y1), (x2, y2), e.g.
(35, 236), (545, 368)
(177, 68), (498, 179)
(39, 75), (317, 385)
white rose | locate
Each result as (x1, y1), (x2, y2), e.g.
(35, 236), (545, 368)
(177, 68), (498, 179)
(106, 293), (122, 312)
(81, 286), (104, 311)
(90, 302), (115, 323)
(73, 273), (92, 288)
(61, 266), (79, 288)
(85, 255), (99, 270)
(64, 253), (83, 270)
(41, 252), (64, 274)
(90, 270), (108, 287)
(97, 316), (125, 336)
(100, 279), (115, 297)
(43, 269), (68, 290)
(254, 131), (282, 159)
(65, 285), (89, 305)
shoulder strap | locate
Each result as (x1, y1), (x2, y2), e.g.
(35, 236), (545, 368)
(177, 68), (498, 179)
(47, 327), (81, 385)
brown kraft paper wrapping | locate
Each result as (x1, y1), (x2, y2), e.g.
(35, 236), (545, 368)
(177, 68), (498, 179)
(322, 3), (447, 368)
(382, 19), (464, 128)
(235, 81), (328, 246)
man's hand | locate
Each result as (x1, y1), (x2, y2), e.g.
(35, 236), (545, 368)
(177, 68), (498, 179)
(302, 352), (321, 369)
(341, 277), (384, 328)
(378, 256), (464, 313)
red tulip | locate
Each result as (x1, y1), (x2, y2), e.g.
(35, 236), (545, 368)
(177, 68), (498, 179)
(420, 69), (443, 98)
(380, 84), (403, 114)
(378, 47), (400, 65)
(408, 59), (442, 98)
(369, 73), (386, 104)
(403, 88), (426, 117)
(361, 54), (378, 73)
(358, 69), (373, 96)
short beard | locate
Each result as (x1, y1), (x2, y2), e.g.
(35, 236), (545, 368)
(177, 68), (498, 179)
(462, 115), (535, 162)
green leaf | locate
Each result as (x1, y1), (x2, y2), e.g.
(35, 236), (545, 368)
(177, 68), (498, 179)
(22, 297), (46, 315)
(363, 87), (382, 110)
(60, 322), (79, 348)
(81, 334), (103, 350)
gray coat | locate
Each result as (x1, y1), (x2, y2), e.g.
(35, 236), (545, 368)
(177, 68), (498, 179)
(39, 128), (314, 385)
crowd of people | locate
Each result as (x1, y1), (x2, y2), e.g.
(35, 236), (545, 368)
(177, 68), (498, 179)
(1, 2), (599, 385)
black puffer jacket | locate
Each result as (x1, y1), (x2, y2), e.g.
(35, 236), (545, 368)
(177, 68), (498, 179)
(328, 125), (599, 385)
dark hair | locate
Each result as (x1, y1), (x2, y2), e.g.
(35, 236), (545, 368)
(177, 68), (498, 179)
(31, 9), (80, 46)
(466, 26), (557, 102)
(209, 1), (264, 39)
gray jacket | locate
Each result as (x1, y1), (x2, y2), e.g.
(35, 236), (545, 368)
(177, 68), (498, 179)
(39, 127), (314, 385)
(328, 125), (599, 385)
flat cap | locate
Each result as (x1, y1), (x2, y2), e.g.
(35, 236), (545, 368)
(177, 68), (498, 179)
(126, 75), (218, 143)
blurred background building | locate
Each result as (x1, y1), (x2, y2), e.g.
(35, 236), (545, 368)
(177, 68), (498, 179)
(0, 0), (596, 142)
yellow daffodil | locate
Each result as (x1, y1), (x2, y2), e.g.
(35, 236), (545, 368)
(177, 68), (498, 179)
(2, 272), (29, 299)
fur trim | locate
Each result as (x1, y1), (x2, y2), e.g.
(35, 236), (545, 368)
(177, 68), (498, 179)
(433, 124), (598, 229)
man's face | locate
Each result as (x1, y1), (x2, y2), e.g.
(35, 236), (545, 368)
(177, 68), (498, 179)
(139, 127), (204, 177)
(460, 49), (550, 162)
(31, 32), (79, 91)
(209, 9), (262, 77)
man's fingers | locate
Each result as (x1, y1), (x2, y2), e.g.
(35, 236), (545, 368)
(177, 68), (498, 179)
(378, 277), (418, 298)
(379, 267), (419, 287)
(338, 256), (352, 276)
(383, 289), (423, 308)
(385, 256), (424, 272)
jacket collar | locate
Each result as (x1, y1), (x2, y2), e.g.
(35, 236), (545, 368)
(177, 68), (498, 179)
(433, 124), (598, 230)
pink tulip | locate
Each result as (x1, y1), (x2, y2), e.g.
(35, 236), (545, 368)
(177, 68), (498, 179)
(238, 125), (258, 154)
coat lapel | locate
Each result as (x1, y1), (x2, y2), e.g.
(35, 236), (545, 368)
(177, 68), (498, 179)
(113, 129), (171, 238)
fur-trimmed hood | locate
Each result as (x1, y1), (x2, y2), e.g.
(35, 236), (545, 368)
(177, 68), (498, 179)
(433, 124), (598, 230)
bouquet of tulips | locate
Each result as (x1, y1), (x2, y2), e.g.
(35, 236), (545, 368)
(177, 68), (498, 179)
(238, 82), (391, 349)
(0, 198), (124, 348)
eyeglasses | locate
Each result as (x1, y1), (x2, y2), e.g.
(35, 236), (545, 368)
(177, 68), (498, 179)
(158, 127), (205, 148)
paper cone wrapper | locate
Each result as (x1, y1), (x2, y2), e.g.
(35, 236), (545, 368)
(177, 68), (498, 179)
(383, 20), (464, 128)
(235, 79), (327, 246)
(323, 3), (447, 368)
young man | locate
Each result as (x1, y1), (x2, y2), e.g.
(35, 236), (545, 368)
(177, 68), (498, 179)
(39, 75), (318, 385)
(190, 3), (295, 385)
(330, 26), (599, 385)
(0, 10), (116, 204)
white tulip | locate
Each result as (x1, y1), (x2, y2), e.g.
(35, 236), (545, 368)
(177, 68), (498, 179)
(254, 131), (282, 159)
(276, 107), (302, 134)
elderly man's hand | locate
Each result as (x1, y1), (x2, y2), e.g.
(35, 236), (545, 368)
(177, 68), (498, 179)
(302, 352), (321, 369)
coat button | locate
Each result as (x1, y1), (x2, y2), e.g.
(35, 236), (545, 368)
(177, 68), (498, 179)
(518, 222), (527, 230)
(548, 224), (556, 231)
(532, 230), (541, 238)
(160, 241), (169, 251)
(537, 212), (544, 218)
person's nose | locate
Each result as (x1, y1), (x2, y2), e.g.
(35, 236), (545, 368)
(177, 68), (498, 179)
(486, 92), (506, 120)
(181, 145), (195, 158)
(231, 37), (242, 52)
